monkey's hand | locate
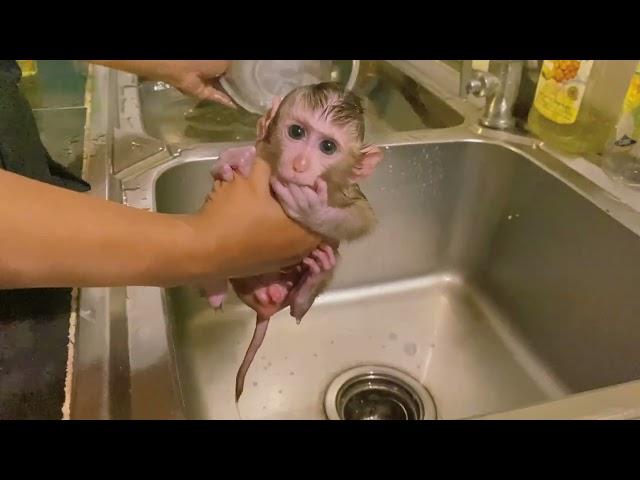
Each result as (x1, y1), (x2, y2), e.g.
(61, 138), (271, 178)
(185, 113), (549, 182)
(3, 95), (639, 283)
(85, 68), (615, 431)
(289, 243), (338, 324)
(211, 146), (257, 183)
(271, 178), (346, 238)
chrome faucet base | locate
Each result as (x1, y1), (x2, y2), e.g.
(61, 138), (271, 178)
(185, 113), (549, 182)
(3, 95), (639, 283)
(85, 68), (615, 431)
(462, 60), (524, 131)
(479, 115), (515, 131)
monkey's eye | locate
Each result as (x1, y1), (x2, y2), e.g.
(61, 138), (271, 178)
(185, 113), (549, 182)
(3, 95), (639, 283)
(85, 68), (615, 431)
(288, 124), (305, 140)
(319, 139), (337, 155)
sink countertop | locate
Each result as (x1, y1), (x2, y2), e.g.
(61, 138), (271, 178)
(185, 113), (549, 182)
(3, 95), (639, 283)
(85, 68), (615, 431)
(0, 61), (87, 420)
(405, 61), (640, 218)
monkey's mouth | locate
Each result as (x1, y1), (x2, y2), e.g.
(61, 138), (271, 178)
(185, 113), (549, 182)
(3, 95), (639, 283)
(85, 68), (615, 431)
(274, 172), (316, 188)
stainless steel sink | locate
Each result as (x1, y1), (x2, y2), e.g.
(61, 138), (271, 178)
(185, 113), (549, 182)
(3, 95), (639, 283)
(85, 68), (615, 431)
(69, 61), (640, 420)
(137, 139), (640, 420)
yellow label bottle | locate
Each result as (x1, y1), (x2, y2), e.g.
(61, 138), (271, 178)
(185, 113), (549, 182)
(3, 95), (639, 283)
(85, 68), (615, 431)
(533, 60), (593, 125)
(528, 60), (638, 156)
(17, 60), (38, 77)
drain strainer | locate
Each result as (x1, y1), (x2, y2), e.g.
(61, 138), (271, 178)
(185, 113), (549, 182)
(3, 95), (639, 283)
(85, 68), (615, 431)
(324, 365), (437, 420)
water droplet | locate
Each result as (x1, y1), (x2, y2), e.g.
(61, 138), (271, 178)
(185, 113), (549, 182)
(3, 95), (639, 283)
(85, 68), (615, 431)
(330, 340), (334, 345)
(381, 345), (386, 349)
(313, 353), (318, 357)
(278, 390), (283, 394)
(289, 371), (295, 376)
(404, 342), (417, 357)
(252, 381), (258, 387)
(388, 333), (398, 341)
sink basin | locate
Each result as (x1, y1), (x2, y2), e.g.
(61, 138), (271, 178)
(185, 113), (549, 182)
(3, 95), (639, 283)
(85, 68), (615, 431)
(152, 140), (640, 419)
(137, 61), (464, 147)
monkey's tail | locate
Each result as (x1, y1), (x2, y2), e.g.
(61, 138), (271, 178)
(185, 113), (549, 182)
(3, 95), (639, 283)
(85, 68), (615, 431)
(235, 315), (271, 403)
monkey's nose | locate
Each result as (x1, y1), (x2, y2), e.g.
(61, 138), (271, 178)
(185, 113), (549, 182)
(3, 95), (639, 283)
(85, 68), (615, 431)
(293, 156), (309, 173)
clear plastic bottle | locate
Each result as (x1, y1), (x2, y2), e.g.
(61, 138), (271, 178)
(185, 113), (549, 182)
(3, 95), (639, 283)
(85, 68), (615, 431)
(601, 62), (640, 187)
(612, 62), (640, 146)
(527, 60), (638, 155)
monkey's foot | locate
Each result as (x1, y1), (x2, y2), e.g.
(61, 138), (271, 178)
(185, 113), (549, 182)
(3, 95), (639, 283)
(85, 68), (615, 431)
(212, 145), (256, 182)
(207, 293), (226, 310)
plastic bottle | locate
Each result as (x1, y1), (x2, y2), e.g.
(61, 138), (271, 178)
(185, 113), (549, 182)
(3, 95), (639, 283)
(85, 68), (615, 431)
(17, 60), (38, 77)
(612, 62), (640, 147)
(527, 60), (638, 155)
(601, 62), (640, 187)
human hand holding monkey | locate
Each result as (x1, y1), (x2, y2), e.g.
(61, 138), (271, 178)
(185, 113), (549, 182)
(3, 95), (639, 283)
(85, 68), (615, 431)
(192, 155), (320, 280)
(204, 82), (384, 403)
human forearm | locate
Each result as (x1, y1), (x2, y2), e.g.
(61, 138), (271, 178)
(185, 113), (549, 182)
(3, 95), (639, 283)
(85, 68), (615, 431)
(0, 157), (320, 289)
(88, 60), (179, 82)
(87, 60), (235, 107)
(0, 169), (203, 288)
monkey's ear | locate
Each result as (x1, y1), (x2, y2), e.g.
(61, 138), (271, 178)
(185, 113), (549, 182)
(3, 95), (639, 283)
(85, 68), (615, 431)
(270, 96), (282, 114)
(351, 145), (384, 182)
(257, 96), (283, 141)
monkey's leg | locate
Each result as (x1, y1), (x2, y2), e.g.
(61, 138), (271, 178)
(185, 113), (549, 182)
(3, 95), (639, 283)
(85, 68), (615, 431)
(289, 244), (338, 323)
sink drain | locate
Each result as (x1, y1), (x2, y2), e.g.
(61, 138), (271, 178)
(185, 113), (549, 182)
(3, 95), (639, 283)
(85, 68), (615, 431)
(324, 366), (437, 420)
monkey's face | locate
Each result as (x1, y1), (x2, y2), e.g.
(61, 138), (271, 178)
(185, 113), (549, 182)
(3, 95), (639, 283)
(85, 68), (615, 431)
(272, 105), (359, 187)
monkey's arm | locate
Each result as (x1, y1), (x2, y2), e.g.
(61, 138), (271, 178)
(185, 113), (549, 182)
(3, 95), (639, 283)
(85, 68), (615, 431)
(289, 199), (375, 241)
(316, 198), (376, 241)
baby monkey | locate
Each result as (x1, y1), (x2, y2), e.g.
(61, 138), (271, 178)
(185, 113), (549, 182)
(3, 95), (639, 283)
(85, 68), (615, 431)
(204, 82), (384, 402)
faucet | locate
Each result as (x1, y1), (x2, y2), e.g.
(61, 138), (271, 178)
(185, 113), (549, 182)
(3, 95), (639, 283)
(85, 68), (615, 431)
(461, 60), (525, 131)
